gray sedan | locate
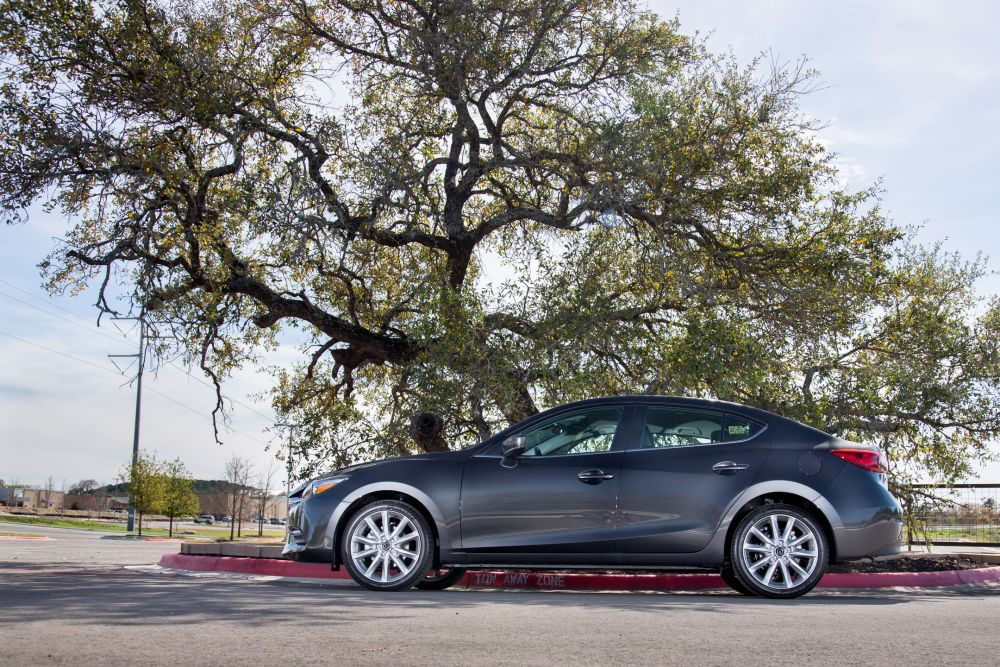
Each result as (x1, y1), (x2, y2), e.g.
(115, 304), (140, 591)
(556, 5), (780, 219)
(284, 396), (902, 598)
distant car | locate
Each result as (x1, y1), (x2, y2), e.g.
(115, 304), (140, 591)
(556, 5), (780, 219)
(222, 515), (232, 522)
(194, 515), (214, 524)
(269, 518), (281, 525)
(285, 395), (902, 597)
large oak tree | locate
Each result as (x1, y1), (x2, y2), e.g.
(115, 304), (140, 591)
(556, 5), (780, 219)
(2, 0), (997, 487)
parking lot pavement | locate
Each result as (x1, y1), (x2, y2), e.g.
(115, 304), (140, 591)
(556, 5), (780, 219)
(0, 520), (182, 568)
(2, 522), (999, 666)
(1, 570), (998, 666)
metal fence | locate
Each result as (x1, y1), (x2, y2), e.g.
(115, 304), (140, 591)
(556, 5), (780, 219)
(903, 484), (1000, 547)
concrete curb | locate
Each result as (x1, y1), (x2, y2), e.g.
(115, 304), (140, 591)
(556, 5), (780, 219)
(0, 536), (52, 540)
(156, 553), (1000, 591)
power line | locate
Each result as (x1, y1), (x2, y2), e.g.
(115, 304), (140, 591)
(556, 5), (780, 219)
(0, 328), (270, 446)
(0, 282), (276, 422)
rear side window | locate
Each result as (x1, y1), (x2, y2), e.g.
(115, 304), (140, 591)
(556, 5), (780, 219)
(643, 408), (724, 448)
(722, 414), (764, 442)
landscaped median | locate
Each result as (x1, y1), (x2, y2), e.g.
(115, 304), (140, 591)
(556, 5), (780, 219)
(158, 544), (1000, 591)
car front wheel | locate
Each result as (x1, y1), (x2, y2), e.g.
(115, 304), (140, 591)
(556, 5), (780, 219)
(719, 565), (752, 595)
(341, 500), (434, 591)
(729, 503), (828, 599)
(415, 567), (468, 591)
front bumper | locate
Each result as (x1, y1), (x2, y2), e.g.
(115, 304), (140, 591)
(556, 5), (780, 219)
(281, 493), (348, 563)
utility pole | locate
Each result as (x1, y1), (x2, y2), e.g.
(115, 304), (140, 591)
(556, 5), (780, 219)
(109, 312), (145, 533)
(275, 422), (298, 520)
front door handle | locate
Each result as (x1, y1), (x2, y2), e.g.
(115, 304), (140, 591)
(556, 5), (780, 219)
(712, 461), (750, 474)
(578, 469), (615, 484)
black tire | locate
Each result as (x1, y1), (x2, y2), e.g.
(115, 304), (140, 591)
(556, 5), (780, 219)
(341, 500), (434, 591)
(719, 565), (753, 595)
(414, 567), (468, 591)
(729, 503), (828, 599)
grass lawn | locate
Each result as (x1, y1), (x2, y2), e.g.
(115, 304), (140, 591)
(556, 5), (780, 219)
(924, 528), (1000, 543)
(0, 514), (285, 539)
(0, 515), (130, 532)
(0, 531), (45, 537)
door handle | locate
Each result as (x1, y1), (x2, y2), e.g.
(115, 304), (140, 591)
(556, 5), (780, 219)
(712, 461), (750, 474)
(578, 469), (615, 484)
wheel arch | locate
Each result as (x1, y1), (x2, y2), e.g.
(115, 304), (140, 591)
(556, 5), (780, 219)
(329, 484), (444, 568)
(722, 484), (841, 565)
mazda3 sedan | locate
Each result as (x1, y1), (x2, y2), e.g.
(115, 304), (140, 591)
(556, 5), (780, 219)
(284, 396), (902, 598)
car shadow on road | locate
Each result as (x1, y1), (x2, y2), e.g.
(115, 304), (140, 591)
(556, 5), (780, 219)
(3, 566), (995, 630)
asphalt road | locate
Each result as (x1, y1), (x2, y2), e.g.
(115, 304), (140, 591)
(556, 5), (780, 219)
(0, 520), (184, 567)
(2, 521), (999, 666)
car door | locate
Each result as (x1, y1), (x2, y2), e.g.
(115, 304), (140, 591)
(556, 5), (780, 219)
(615, 405), (770, 557)
(460, 405), (632, 564)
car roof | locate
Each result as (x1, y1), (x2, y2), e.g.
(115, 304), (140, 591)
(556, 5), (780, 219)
(489, 395), (828, 441)
(539, 395), (778, 421)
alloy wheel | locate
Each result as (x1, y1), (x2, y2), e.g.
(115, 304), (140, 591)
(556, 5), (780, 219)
(740, 512), (819, 590)
(349, 508), (423, 584)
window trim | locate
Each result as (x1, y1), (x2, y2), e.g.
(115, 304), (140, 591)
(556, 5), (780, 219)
(626, 406), (768, 452)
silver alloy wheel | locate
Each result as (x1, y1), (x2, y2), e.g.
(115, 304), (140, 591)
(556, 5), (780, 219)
(349, 508), (422, 584)
(740, 512), (818, 590)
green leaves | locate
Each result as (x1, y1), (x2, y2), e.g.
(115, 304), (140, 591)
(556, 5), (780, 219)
(3, 1), (997, 485)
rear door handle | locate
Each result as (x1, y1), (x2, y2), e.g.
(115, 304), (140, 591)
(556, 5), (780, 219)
(578, 469), (615, 484)
(712, 461), (750, 474)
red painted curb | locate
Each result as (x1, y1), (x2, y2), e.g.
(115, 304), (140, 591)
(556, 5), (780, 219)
(461, 570), (725, 590)
(156, 553), (1000, 591)
(0, 536), (51, 540)
(158, 553), (352, 579)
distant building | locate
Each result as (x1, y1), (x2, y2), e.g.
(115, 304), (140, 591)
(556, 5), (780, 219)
(0, 487), (65, 509)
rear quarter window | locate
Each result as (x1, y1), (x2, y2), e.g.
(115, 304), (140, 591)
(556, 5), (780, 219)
(722, 414), (764, 442)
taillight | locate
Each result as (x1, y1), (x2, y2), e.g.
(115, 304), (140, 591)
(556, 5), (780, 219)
(831, 449), (888, 473)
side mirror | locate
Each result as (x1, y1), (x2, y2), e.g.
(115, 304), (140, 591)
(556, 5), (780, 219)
(501, 435), (526, 459)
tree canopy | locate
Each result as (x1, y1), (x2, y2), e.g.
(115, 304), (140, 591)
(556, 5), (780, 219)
(2, 0), (997, 486)
(119, 451), (164, 536)
(161, 457), (199, 536)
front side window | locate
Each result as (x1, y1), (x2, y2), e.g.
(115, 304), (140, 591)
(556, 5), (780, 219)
(642, 408), (724, 448)
(520, 407), (623, 457)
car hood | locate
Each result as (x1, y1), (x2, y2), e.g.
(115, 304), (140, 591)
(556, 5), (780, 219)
(328, 450), (467, 476)
(290, 450), (468, 496)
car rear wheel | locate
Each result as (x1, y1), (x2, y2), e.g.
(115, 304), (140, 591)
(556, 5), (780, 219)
(730, 503), (828, 599)
(341, 500), (434, 591)
(414, 567), (468, 591)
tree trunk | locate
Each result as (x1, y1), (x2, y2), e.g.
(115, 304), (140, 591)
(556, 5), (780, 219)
(168, 515), (173, 537)
(137, 511), (143, 537)
(498, 382), (539, 426)
(409, 412), (448, 453)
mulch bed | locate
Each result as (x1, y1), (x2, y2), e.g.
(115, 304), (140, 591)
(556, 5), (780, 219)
(828, 556), (985, 574)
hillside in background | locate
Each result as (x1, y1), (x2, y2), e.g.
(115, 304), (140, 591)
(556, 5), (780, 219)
(98, 479), (241, 495)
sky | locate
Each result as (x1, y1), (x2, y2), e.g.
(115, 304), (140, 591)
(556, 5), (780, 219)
(2, 1), (999, 487)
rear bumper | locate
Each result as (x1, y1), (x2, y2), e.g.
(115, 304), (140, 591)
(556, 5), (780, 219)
(835, 518), (903, 560)
(825, 466), (904, 560)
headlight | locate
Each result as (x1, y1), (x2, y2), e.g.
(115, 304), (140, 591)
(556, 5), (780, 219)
(302, 476), (348, 500)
